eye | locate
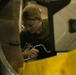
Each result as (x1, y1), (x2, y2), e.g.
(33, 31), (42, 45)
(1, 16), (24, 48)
(24, 24), (34, 28)
(28, 24), (33, 27)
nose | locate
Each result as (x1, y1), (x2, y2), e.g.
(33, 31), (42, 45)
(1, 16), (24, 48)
(26, 27), (31, 31)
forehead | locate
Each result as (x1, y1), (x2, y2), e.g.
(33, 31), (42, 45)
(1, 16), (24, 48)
(23, 19), (37, 24)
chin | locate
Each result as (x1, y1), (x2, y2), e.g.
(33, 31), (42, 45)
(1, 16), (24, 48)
(30, 30), (36, 34)
(30, 31), (35, 34)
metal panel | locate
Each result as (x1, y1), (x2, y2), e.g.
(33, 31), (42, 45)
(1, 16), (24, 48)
(54, 0), (76, 51)
(0, 0), (25, 74)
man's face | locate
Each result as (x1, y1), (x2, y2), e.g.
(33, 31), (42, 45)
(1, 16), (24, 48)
(23, 19), (41, 34)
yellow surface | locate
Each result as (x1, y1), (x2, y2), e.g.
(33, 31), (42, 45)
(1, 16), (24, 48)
(19, 49), (76, 75)
(18, 68), (23, 75)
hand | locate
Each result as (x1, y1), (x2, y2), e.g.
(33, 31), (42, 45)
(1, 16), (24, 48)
(28, 48), (39, 59)
(22, 48), (39, 59)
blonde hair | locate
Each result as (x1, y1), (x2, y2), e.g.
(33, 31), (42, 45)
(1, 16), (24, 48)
(22, 5), (42, 20)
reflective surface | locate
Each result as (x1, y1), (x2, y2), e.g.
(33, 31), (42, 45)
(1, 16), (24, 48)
(0, 0), (24, 74)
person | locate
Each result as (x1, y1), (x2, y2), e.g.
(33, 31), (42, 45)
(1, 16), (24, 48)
(20, 5), (56, 61)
